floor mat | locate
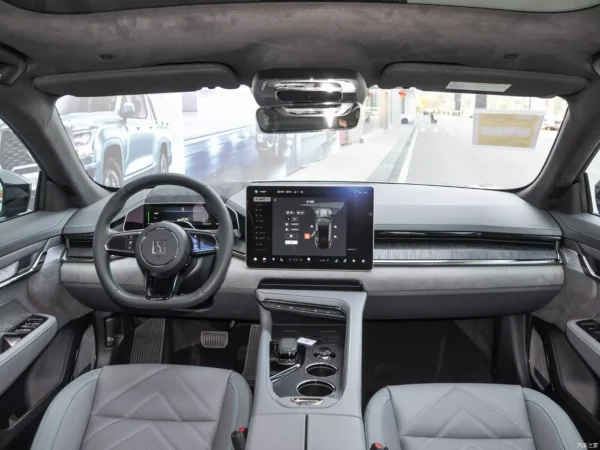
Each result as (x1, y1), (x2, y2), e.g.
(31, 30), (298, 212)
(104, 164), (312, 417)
(362, 320), (493, 409)
(163, 319), (254, 375)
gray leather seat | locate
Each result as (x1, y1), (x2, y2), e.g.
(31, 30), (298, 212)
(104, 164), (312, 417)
(365, 383), (582, 450)
(31, 364), (252, 450)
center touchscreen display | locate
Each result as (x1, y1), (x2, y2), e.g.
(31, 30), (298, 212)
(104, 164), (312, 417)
(246, 185), (374, 270)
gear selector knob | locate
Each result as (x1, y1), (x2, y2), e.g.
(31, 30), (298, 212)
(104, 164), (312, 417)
(278, 337), (298, 360)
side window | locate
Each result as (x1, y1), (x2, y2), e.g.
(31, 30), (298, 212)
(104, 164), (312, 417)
(131, 95), (148, 119)
(0, 121), (37, 221)
(587, 153), (600, 215)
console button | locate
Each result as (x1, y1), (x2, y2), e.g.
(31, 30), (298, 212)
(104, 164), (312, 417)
(315, 347), (336, 360)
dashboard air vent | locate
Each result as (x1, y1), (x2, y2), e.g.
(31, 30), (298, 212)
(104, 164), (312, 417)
(65, 233), (94, 261)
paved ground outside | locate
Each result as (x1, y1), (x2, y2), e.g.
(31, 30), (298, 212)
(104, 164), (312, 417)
(287, 115), (557, 189)
(403, 115), (557, 189)
(285, 126), (415, 182)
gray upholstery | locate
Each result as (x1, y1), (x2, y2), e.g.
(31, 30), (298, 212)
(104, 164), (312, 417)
(31, 364), (252, 450)
(365, 383), (582, 450)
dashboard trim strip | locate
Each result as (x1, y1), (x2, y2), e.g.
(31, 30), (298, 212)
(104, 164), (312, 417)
(578, 253), (600, 281)
(0, 245), (62, 290)
(372, 258), (559, 266)
(374, 230), (562, 242)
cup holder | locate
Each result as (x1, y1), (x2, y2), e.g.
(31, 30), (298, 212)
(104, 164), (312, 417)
(297, 380), (335, 397)
(305, 363), (337, 378)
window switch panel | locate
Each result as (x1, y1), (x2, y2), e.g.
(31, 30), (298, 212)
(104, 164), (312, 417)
(577, 320), (600, 342)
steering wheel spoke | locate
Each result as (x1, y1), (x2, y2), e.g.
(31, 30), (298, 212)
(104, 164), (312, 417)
(145, 274), (181, 300)
(186, 230), (218, 257)
(105, 230), (142, 257)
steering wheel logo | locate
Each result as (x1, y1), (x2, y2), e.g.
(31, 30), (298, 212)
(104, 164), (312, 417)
(152, 240), (167, 255)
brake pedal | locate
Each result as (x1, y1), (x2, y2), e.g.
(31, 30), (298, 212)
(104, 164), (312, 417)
(201, 331), (229, 349)
(130, 318), (165, 364)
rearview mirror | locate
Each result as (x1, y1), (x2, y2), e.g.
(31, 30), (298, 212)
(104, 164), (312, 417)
(119, 102), (135, 120)
(256, 102), (361, 134)
(0, 169), (31, 219)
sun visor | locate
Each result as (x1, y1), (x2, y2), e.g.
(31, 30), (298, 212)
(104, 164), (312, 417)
(379, 63), (587, 97)
(33, 63), (239, 96)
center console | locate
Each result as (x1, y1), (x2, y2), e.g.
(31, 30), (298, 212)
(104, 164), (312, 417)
(247, 289), (367, 450)
(244, 185), (373, 450)
(269, 319), (345, 403)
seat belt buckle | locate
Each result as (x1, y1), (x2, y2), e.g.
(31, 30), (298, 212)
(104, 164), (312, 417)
(370, 444), (388, 450)
(231, 427), (248, 450)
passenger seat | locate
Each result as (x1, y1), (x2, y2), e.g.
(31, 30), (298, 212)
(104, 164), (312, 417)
(364, 383), (582, 450)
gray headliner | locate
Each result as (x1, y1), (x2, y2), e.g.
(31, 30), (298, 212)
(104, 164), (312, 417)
(0, 1), (598, 207)
(0, 1), (600, 85)
(6, 0), (600, 14)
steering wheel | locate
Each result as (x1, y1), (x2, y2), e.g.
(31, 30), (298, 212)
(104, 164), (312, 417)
(93, 174), (234, 310)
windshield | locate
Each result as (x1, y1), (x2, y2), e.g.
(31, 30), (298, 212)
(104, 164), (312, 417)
(57, 96), (118, 115)
(56, 87), (567, 195)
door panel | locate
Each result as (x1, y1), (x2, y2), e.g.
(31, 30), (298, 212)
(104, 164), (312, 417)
(0, 210), (74, 258)
(536, 319), (600, 442)
(0, 211), (75, 400)
(566, 319), (600, 379)
(533, 210), (600, 441)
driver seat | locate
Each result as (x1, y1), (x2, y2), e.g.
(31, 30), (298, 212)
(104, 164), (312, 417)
(30, 364), (252, 450)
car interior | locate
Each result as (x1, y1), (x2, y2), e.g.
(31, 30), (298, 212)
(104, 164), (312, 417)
(2, 0), (600, 449)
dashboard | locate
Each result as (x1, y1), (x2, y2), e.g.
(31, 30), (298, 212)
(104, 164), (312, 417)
(59, 182), (565, 320)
